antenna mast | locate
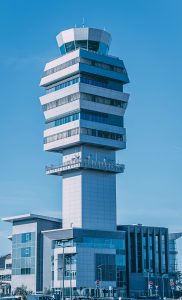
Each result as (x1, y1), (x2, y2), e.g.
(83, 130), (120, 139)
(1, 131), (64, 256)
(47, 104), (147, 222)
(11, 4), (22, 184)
(82, 17), (85, 28)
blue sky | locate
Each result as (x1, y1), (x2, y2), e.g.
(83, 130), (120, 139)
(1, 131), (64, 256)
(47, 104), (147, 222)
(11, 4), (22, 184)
(0, 0), (182, 265)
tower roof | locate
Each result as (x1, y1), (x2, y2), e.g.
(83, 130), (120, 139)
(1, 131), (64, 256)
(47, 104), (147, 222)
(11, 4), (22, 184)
(56, 27), (111, 56)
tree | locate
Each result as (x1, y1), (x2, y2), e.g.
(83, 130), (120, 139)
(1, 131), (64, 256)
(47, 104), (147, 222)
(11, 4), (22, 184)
(44, 288), (52, 295)
(171, 271), (182, 291)
(175, 271), (182, 291)
(14, 285), (33, 300)
(0, 281), (4, 296)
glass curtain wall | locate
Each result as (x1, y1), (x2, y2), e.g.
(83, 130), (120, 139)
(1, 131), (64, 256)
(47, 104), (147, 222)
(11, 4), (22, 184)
(12, 232), (35, 275)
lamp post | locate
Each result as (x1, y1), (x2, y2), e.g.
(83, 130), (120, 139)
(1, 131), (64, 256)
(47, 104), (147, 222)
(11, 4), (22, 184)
(145, 270), (151, 296)
(97, 264), (103, 298)
(69, 256), (72, 300)
(57, 239), (75, 300)
(61, 240), (67, 300)
(66, 254), (73, 300)
(97, 265), (103, 284)
(58, 239), (70, 300)
(159, 273), (168, 299)
(161, 273), (167, 299)
(147, 271), (150, 296)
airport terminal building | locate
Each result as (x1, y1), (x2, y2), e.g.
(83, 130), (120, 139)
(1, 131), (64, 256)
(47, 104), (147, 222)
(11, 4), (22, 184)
(3, 215), (181, 298)
(2, 27), (182, 298)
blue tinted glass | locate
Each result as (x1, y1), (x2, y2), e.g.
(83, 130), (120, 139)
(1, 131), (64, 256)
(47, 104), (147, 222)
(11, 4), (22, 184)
(46, 76), (123, 94)
(46, 77), (79, 94)
(21, 247), (31, 257)
(99, 42), (109, 55)
(46, 112), (79, 129)
(46, 110), (123, 129)
(60, 44), (66, 56)
(80, 110), (123, 127)
(21, 233), (31, 243)
(75, 40), (87, 49)
(116, 254), (126, 266)
(88, 41), (99, 52)
(21, 268), (31, 275)
(12, 232), (35, 275)
(65, 41), (75, 53)
(78, 237), (126, 250)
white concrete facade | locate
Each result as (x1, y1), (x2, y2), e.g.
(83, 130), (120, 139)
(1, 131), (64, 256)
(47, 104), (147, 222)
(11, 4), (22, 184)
(11, 222), (37, 293)
(0, 255), (12, 295)
(2, 214), (61, 294)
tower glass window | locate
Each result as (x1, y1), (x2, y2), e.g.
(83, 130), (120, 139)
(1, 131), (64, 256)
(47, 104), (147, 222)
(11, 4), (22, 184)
(59, 39), (109, 56)
(46, 110), (123, 129)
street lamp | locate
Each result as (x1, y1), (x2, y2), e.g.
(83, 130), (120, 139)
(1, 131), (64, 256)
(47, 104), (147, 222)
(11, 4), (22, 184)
(69, 256), (72, 300)
(147, 271), (150, 296)
(58, 239), (71, 300)
(97, 264), (104, 298)
(57, 239), (76, 300)
(145, 269), (152, 296)
(65, 254), (75, 300)
(161, 273), (167, 300)
(97, 264), (103, 284)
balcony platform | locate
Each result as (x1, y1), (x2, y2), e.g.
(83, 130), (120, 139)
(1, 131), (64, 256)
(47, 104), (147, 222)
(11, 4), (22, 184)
(46, 159), (124, 175)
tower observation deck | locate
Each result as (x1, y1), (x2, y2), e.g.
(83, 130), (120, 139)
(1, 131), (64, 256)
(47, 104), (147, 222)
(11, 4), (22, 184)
(40, 27), (129, 230)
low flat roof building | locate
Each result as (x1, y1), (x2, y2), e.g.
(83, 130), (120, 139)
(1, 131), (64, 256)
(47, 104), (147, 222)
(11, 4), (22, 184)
(0, 254), (12, 295)
(118, 224), (169, 298)
(2, 214), (61, 293)
(42, 227), (126, 297)
(169, 232), (182, 274)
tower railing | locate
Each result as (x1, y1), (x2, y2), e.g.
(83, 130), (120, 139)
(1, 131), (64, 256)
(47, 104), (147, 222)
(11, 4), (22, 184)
(45, 158), (124, 175)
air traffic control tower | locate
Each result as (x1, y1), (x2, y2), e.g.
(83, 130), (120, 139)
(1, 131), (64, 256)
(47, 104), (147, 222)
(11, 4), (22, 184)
(40, 27), (129, 231)
(40, 27), (130, 295)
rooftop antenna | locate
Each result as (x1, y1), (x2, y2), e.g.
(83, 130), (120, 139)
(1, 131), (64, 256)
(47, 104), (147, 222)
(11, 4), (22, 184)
(82, 17), (85, 28)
